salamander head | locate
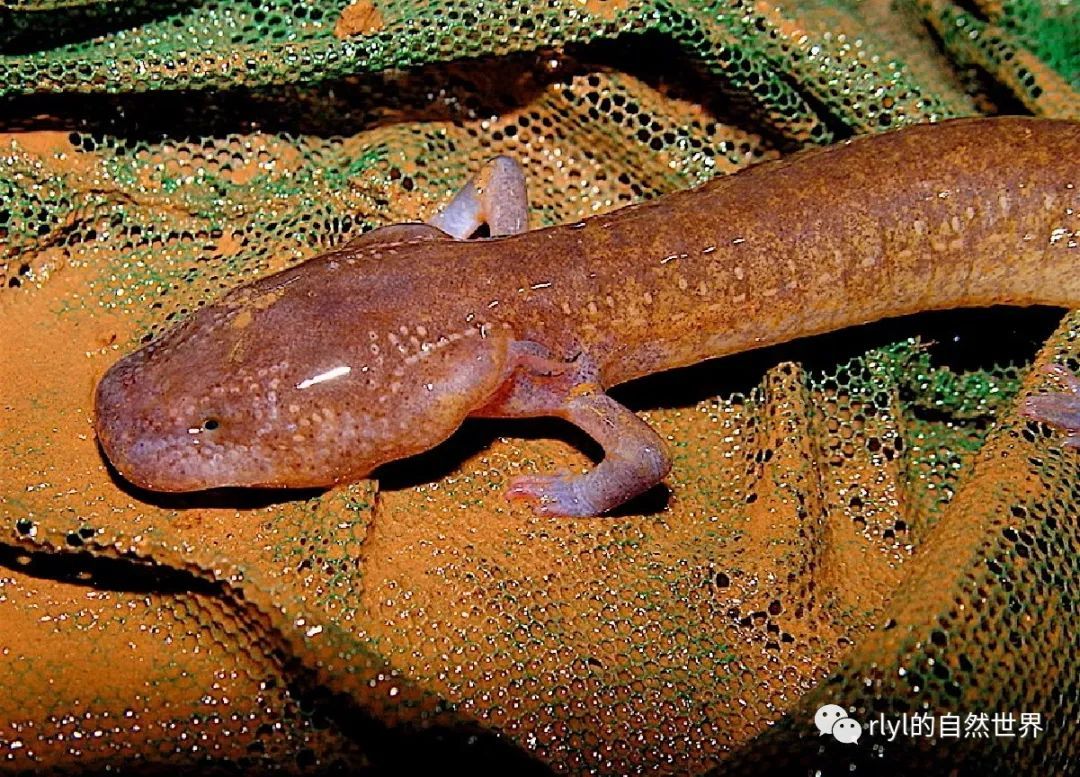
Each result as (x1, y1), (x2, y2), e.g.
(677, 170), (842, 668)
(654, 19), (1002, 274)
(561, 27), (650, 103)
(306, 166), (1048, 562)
(94, 269), (511, 493)
(94, 300), (337, 491)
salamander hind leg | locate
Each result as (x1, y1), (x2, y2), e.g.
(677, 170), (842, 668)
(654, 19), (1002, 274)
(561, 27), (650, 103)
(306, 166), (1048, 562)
(1021, 364), (1080, 448)
(477, 343), (671, 517)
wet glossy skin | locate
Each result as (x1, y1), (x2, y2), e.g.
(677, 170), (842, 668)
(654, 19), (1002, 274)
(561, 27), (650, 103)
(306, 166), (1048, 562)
(95, 117), (1080, 515)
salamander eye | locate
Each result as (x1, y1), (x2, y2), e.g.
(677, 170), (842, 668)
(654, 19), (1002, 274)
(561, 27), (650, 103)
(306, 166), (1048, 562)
(187, 416), (223, 436)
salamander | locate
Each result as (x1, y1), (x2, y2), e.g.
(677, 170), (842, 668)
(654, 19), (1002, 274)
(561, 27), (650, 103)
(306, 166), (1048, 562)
(94, 117), (1080, 516)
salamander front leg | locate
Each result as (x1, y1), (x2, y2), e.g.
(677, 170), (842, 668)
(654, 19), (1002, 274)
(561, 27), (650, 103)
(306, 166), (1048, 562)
(427, 155), (528, 238)
(1022, 364), (1080, 448)
(506, 393), (671, 516)
(479, 344), (670, 517)
(344, 156), (527, 249)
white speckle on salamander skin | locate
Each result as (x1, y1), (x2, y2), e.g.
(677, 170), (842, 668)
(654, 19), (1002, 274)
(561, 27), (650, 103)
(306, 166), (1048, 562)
(296, 365), (351, 390)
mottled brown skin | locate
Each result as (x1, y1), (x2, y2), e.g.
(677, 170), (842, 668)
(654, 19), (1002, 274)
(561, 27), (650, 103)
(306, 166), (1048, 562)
(95, 117), (1080, 516)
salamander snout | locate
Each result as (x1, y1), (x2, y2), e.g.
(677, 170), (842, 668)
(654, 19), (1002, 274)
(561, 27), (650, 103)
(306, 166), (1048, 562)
(94, 351), (194, 491)
(94, 348), (277, 492)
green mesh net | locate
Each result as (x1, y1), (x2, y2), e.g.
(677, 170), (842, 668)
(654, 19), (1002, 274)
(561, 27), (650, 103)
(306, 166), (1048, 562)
(1, 0), (1078, 773)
